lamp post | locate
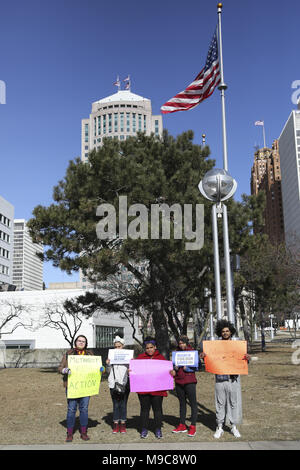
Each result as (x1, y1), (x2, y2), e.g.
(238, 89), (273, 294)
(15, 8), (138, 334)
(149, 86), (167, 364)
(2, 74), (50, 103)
(199, 168), (237, 324)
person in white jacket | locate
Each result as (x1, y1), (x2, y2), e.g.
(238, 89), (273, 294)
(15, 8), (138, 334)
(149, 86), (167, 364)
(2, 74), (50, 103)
(106, 335), (130, 433)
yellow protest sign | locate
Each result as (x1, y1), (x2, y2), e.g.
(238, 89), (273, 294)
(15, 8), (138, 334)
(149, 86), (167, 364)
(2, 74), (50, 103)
(67, 355), (102, 399)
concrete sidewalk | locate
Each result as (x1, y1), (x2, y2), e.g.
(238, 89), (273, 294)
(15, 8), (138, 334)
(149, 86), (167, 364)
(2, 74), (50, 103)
(1, 440), (299, 450)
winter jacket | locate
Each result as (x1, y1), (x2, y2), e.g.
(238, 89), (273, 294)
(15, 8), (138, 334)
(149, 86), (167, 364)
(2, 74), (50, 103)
(58, 348), (94, 388)
(106, 363), (129, 390)
(135, 349), (169, 397)
(174, 345), (198, 386)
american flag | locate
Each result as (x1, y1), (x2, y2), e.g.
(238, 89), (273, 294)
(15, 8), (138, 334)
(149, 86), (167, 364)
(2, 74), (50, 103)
(161, 29), (221, 114)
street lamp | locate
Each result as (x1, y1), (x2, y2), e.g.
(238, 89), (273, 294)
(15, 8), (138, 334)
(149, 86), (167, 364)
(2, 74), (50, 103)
(199, 168), (237, 325)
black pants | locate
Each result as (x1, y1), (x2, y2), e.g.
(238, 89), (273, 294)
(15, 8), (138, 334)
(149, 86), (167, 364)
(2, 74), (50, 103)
(175, 383), (198, 426)
(138, 394), (163, 430)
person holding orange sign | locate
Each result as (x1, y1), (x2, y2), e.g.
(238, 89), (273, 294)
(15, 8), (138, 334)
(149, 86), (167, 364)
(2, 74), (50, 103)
(200, 320), (250, 439)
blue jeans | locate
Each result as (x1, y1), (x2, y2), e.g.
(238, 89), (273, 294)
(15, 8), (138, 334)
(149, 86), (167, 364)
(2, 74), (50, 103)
(110, 389), (129, 422)
(66, 394), (90, 429)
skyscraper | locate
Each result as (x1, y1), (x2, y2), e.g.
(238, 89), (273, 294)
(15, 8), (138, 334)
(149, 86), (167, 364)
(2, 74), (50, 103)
(79, 87), (163, 289)
(0, 195), (14, 286)
(278, 108), (300, 245)
(81, 88), (163, 162)
(251, 140), (285, 244)
(12, 219), (43, 291)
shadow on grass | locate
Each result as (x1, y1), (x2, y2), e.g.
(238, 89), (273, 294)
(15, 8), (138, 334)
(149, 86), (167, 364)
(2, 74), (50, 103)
(59, 417), (101, 432)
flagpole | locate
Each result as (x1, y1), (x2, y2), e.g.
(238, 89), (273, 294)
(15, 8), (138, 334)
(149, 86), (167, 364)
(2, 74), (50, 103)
(217, 3), (235, 326)
(263, 123), (266, 148)
(217, 3), (228, 172)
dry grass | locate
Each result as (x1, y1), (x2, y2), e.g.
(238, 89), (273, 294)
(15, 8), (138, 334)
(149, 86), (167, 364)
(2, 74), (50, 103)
(1, 340), (300, 445)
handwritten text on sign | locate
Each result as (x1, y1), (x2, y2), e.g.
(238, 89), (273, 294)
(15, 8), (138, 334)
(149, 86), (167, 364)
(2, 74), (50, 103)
(203, 340), (248, 375)
(67, 355), (103, 399)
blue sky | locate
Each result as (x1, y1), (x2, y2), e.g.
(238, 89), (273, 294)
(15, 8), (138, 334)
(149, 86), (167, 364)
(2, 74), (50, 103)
(0, 0), (299, 286)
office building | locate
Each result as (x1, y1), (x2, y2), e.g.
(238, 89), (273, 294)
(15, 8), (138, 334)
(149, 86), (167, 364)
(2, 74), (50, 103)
(12, 219), (44, 290)
(79, 86), (163, 289)
(81, 88), (163, 161)
(278, 109), (300, 245)
(0, 196), (14, 286)
(251, 140), (285, 244)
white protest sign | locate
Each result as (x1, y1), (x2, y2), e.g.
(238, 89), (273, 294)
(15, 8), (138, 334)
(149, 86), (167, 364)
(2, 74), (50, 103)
(172, 350), (198, 368)
(108, 349), (134, 364)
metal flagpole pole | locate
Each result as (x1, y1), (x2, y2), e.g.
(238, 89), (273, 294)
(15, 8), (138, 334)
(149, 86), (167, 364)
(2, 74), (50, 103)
(217, 3), (235, 325)
(262, 123), (266, 148)
(212, 204), (222, 319)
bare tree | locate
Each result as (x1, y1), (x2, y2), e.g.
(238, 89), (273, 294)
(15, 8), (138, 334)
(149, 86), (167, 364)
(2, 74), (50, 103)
(42, 300), (84, 348)
(0, 299), (33, 338)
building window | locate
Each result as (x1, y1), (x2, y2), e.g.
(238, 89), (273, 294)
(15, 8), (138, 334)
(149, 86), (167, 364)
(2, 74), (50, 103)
(103, 115), (106, 134)
(138, 114), (142, 131)
(98, 116), (101, 135)
(108, 114), (112, 133)
(144, 115), (146, 132)
(85, 124), (89, 143)
(120, 113), (124, 132)
(132, 113), (136, 133)
(126, 113), (130, 132)
(95, 326), (124, 348)
(114, 113), (118, 132)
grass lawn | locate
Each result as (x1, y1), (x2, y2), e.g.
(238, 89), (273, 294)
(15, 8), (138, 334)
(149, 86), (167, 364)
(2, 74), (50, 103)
(1, 339), (300, 445)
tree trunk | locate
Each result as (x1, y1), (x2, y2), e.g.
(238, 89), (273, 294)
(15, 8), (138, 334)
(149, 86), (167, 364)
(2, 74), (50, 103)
(151, 303), (170, 359)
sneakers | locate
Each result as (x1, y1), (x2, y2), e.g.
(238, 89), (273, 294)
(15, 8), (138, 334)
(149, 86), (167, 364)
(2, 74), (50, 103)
(214, 426), (224, 439)
(140, 428), (148, 439)
(155, 429), (163, 439)
(120, 423), (127, 433)
(187, 425), (196, 437)
(112, 422), (119, 433)
(231, 425), (241, 438)
(172, 423), (188, 433)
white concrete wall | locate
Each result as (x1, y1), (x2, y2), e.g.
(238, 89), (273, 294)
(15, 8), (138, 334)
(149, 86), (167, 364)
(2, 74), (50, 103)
(0, 288), (140, 349)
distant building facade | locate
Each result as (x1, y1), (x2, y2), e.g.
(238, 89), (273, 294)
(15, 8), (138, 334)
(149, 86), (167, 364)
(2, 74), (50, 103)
(251, 140), (285, 244)
(12, 219), (44, 291)
(0, 196), (14, 286)
(278, 109), (300, 245)
(81, 89), (163, 162)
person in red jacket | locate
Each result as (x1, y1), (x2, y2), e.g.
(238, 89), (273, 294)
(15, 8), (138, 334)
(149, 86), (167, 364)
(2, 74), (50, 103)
(135, 336), (172, 439)
(171, 335), (198, 437)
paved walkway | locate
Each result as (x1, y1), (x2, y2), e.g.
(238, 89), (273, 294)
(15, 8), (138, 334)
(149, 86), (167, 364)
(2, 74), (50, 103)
(1, 440), (299, 450)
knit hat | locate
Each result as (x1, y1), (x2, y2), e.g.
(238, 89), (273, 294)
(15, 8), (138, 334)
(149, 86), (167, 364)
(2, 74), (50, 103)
(114, 335), (125, 345)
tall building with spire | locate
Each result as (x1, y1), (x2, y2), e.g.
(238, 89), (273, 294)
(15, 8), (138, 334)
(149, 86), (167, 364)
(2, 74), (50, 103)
(251, 140), (285, 244)
(81, 88), (163, 162)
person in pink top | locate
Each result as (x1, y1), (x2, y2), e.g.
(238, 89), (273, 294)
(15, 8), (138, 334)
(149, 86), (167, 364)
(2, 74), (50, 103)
(135, 336), (172, 439)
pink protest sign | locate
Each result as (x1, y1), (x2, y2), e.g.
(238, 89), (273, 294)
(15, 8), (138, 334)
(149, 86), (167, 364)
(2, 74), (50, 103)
(129, 359), (174, 393)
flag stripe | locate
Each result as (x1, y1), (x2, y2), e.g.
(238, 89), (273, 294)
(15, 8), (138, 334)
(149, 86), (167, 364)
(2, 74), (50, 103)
(161, 29), (220, 114)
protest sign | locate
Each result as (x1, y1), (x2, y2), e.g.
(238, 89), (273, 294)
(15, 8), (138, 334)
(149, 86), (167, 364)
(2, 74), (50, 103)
(108, 349), (134, 364)
(203, 340), (248, 375)
(172, 350), (198, 368)
(67, 355), (103, 399)
(129, 359), (174, 393)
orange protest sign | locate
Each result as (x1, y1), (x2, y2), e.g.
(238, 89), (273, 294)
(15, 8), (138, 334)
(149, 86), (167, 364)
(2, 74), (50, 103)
(203, 340), (248, 375)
